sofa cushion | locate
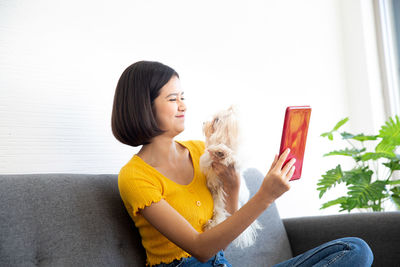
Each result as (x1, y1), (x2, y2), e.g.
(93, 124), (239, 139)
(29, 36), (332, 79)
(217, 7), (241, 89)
(0, 174), (146, 267)
(225, 168), (293, 267)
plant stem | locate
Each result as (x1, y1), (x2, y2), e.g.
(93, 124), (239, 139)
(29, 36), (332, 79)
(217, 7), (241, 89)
(386, 169), (394, 182)
(368, 160), (379, 179)
(345, 139), (357, 150)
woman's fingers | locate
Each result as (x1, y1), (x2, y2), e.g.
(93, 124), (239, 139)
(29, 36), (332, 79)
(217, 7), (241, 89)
(259, 150), (296, 204)
(211, 161), (237, 178)
(286, 165), (296, 181)
(281, 158), (296, 177)
(275, 148), (291, 171)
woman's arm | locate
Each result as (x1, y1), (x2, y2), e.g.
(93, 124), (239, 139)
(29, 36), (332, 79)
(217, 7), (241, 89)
(141, 149), (296, 263)
(141, 190), (267, 262)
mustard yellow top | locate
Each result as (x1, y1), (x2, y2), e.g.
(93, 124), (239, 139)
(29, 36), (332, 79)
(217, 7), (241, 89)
(118, 140), (214, 266)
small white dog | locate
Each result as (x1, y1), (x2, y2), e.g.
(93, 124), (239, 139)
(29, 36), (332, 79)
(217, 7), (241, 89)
(199, 106), (262, 248)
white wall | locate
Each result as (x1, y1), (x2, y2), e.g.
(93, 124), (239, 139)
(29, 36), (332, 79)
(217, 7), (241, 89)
(0, 0), (387, 218)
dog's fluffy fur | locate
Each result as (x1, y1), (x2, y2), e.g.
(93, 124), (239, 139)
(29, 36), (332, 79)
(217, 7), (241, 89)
(199, 106), (262, 248)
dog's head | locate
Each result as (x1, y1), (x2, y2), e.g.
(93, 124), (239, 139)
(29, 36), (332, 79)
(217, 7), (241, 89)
(202, 106), (239, 149)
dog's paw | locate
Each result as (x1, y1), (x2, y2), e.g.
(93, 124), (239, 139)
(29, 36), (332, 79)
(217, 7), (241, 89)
(207, 145), (229, 159)
(213, 150), (226, 159)
(207, 144), (235, 166)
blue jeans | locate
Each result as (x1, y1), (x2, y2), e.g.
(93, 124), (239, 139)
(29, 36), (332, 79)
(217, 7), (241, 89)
(153, 237), (372, 267)
(153, 250), (231, 267)
(273, 237), (373, 267)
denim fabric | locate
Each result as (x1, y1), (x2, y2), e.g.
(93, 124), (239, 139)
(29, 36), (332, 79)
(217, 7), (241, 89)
(153, 250), (231, 267)
(273, 237), (373, 267)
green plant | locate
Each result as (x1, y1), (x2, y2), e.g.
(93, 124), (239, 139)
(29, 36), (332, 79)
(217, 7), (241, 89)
(317, 116), (400, 212)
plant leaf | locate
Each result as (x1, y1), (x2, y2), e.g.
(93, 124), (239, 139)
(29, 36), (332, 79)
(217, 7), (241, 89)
(321, 118), (349, 141)
(383, 160), (400, 171)
(375, 141), (397, 157)
(342, 198), (359, 211)
(376, 115), (400, 154)
(392, 195), (400, 208)
(320, 197), (347, 210)
(321, 132), (334, 140)
(354, 134), (379, 141)
(388, 180), (400, 185)
(391, 186), (400, 208)
(379, 115), (400, 140)
(360, 152), (395, 161)
(342, 167), (373, 185)
(324, 148), (366, 157)
(333, 117), (349, 131)
(317, 165), (343, 198)
(340, 132), (354, 139)
(341, 132), (379, 141)
(348, 180), (387, 205)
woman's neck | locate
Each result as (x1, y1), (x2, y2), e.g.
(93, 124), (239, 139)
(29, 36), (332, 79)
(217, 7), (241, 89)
(137, 136), (181, 167)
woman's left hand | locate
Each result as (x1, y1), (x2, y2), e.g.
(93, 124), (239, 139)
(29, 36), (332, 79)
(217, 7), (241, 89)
(210, 153), (240, 191)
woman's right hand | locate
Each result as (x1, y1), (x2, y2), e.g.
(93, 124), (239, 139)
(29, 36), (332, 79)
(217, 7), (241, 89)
(257, 148), (296, 205)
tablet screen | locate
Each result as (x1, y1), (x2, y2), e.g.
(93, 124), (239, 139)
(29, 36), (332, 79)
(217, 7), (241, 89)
(279, 106), (311, 181)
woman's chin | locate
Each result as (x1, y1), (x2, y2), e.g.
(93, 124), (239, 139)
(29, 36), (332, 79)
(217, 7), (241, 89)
(176, 127), (185, 135)
(176, 123), (185, 132)
(165, 127), (185, 138)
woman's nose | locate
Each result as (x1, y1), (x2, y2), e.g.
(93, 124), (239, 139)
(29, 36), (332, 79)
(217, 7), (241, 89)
(178, 99), (186, 111)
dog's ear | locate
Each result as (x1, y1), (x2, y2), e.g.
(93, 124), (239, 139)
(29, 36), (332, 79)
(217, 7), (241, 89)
(220, 110), (239, 149)
(202, 121), (214, 138)
(212, 117), (219, 128)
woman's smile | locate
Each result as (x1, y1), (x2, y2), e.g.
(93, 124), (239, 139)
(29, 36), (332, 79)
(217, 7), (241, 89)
(153, 76), (187, 134)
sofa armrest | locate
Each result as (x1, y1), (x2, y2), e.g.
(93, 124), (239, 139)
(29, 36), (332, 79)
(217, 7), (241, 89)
(282, 212), (400, 267)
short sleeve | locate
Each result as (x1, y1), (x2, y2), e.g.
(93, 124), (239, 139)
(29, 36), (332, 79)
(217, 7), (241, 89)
(179, 140), (205, 158)
(193, 140), (205, 153)
(118, 167), (164, 216)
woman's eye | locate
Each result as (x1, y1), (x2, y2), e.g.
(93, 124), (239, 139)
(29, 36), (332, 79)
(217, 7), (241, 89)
(169, 99), (177, 102)
(181, 97), (185, 101)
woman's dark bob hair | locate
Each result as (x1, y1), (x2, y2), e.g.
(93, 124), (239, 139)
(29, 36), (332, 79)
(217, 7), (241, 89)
(111, 60), (179, 147)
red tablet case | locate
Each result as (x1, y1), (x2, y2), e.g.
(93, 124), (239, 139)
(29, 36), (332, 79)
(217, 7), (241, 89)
(279, 106), (311, 181)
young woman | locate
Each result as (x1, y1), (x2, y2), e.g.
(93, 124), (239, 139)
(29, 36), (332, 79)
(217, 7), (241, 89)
(111, 61), (374, 267)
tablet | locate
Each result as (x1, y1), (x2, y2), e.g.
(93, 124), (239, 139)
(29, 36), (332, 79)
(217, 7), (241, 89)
(279, 106), (311, 181)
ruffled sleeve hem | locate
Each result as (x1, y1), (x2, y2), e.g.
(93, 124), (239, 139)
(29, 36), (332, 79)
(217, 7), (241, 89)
(132, 195), (165, 217)
(147, 251), (192, 267)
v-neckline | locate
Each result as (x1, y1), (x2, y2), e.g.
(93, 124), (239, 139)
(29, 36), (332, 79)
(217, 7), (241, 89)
(134, 141), (196, 187)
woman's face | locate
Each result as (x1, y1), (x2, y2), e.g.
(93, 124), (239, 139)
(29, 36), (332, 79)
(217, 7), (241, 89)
(153, 76), (186, 137)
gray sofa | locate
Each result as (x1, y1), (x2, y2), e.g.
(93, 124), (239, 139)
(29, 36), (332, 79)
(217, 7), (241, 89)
(1, 168), (399, 267)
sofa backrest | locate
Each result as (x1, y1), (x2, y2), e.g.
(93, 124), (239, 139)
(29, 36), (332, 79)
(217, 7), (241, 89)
(0, 173), (146, 266)
(225, 168), (293, 266)
(0, 169), (292, 267)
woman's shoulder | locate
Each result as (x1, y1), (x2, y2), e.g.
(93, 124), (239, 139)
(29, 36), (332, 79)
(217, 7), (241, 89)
(177, 140), (205, 155)
(118, 155), (157, 184)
